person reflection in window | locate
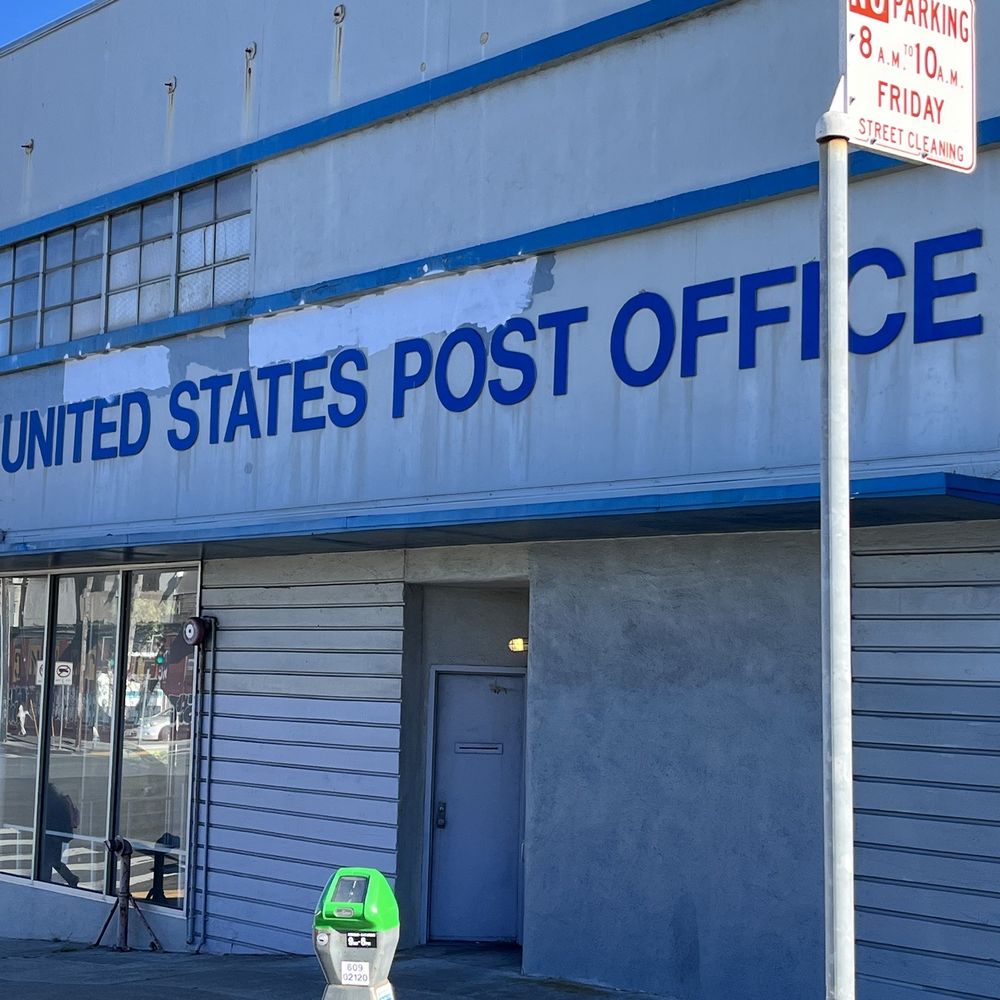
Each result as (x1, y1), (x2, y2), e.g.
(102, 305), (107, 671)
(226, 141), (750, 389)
(44, 783), (80, 889)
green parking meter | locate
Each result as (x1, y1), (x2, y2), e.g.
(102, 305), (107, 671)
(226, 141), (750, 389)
(313, 868), (400, 1000)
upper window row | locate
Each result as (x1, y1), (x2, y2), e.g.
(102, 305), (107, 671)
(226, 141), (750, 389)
(0, 170), (252, 358)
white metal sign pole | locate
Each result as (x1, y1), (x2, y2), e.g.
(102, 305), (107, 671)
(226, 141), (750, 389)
(819, 6), (856, 997)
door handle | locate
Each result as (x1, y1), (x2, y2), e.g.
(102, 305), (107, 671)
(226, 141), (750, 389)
(436, 801), (447, 829)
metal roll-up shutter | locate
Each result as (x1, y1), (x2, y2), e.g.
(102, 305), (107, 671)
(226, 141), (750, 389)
(194, 551), (404, 954)
(853, 549), (1000, 999)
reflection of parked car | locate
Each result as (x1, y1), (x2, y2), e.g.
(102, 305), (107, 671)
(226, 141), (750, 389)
(139, 711), (176, 742)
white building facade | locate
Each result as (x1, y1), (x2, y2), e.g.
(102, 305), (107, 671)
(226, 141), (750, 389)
(1, 2), (998, 998)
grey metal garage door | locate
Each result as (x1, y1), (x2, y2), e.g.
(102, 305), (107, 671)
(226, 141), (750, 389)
(853, 548), (1000, 999)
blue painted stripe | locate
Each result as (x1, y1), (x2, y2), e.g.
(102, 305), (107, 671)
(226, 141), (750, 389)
(0, 0), (732, 248)
(5, 124), (998, 379)
(1, 473), (997, 558)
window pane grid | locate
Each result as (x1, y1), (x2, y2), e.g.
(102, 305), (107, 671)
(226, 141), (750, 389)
(0, 169), (251, 349)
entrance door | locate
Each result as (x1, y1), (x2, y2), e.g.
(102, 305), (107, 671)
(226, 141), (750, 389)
(429, 670), (525, 942)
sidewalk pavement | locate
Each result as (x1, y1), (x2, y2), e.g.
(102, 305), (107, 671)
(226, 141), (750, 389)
(0, 939), (659, 999)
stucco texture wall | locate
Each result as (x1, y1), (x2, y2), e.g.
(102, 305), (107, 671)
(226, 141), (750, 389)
(522, 531), (824, 1000)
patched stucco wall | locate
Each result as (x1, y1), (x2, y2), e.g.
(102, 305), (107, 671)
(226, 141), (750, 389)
(522, 531), (824, 1000)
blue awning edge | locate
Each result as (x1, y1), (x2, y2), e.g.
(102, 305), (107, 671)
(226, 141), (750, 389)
(1, 471), (998, 570)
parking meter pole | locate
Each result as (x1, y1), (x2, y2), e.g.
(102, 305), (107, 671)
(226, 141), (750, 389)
(817, 101), (857, 1000)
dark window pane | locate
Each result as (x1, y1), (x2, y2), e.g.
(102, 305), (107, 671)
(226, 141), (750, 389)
(181, 183), (214, 229)
(216, 172), (251, 218)
(43, 307), (71, 346)
(0, 249), (12, 283)
(46, 230), (74, 268)
(0, 577), (48, 878)
(11, 315), (38, 353)
(73, 259), (102, 300)
(44, 267), (72, 308)
(111, 209), (141, 250)
(13, 277), (39, 316)
(39, 574), (119, 893)
(0, 284), (10, 321)
(14, 241), (41, 278)
(142, 198), (173, 241)
(0, 321), (9, 355)
(120, 570), (197, 909)
(75, 220), (105, 260)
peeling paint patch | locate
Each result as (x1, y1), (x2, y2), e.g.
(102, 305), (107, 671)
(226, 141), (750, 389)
(248, 257), (538, 367)
(62, 345), (171, 402)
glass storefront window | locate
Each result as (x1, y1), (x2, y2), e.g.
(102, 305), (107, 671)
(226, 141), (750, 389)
(0, 577), (48, 878)
(0, 567), (197, 905)
(119, 570), (197, 909)
(39, 574), (120, 891)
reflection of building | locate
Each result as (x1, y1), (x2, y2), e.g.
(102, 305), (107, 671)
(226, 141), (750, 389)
(1, 3), (999, 998)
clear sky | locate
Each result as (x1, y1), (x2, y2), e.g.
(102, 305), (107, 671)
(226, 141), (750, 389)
(0, 0), (91, 48)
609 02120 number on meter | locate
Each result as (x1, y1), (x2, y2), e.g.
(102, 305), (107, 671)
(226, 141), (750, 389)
(340, 961), (371, 986)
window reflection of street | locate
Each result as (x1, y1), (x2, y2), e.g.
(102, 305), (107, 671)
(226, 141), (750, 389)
(0, 568), (196, 908)
(0, 577), (47, 878)
(119, 571), (196, 908)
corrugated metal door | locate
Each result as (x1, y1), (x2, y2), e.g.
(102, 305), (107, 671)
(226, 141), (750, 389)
(853, 549), (1000, 999)
(194, 552), (404, 954)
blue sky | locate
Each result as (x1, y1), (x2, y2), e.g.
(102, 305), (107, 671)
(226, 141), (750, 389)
(0, 0), (90, 47)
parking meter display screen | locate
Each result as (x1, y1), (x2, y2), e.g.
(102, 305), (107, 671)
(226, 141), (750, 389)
(333, 876), (369, 903)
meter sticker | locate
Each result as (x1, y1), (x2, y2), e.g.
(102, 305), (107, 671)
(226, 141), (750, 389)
(376, 988), (394, 1000)
(344, 932), (377, 949)
(341, 961), (371, 986)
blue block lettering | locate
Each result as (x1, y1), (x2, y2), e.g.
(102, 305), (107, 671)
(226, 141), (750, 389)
(849, 247), (906, 355)
(681, 278), (734, 378)
(167, 381), (200, 451)
(739, 267), (796, 370)
(329, 349), (368, 428)
(436, 327), (488, 413)
(292, 356), (329, 433)
(538, 307), (588, 396)
(489, 318), (537, 406)
(392, 338), (433, 418)
(913, 229), (983, 344)
(611, 292), (675, 387)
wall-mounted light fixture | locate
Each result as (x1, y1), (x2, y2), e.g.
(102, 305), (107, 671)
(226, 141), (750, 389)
(508, 637), (528, 653)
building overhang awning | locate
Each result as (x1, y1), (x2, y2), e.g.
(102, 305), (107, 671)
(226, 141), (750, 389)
(3, 472), (1000, 570)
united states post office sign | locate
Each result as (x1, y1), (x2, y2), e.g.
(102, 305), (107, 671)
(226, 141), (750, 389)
(0, 166), (995, 547)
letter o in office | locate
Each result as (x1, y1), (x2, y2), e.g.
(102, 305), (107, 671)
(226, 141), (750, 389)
(610, 292), (676, 387)
(435, 327), (488, 412)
